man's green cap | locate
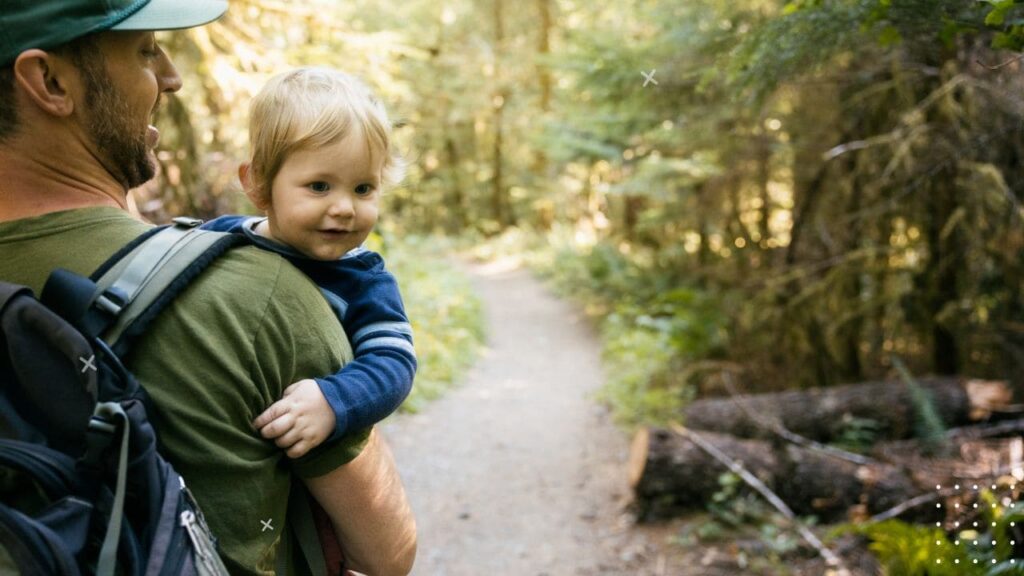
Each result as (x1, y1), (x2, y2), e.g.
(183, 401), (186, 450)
(0, 0), (228, 66)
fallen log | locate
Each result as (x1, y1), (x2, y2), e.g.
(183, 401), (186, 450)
(682, 378), (1010, 443)
(630, 427), (923, 522)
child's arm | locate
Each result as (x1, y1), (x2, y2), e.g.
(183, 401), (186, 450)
(253, 256), (416, 457)
(315, 263), (417, 439)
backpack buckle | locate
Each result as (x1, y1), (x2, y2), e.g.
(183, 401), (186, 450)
(94, 287), (127, 317)
(82, 413), (118, 468)
(172, 217), (204, 228)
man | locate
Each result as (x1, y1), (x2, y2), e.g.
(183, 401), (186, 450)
(0, 1), (416, 575)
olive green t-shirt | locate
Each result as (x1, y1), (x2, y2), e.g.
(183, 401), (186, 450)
(0, 207), (369, 575)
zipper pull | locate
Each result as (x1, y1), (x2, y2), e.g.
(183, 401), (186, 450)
(180, 510), (224, 575)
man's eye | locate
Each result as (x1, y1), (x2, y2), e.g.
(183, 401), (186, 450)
(309, 182), (330, 193)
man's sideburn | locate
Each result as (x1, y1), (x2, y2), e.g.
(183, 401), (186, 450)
(70, 40), (155, 190)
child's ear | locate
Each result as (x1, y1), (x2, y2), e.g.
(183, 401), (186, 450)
(238, 163), (269, 211)
(238, 162), (252, 189)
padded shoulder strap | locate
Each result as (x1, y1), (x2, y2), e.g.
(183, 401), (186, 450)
(0, 282), (31, 313)
(92, 217), (248, 357)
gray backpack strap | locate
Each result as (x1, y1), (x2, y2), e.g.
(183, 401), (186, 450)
(276, 482), (329, 576)
(88, 217), (247, 357)
(0, 282), (31, 312)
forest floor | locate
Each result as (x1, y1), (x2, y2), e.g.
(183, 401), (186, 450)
(380, 258), (876, 576)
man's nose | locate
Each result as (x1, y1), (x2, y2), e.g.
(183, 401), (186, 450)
(157, 48), (183, 94)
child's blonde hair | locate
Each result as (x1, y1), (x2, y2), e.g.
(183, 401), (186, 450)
(246, 67), (404, 203)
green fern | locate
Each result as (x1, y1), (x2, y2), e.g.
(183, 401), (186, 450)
(891, 356), (946, 454)
(852, 520), (980, 576)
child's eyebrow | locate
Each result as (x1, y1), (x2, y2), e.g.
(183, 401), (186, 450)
(306, 171), (380, 185)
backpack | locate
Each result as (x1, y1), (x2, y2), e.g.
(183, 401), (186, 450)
(0, 217), (301, 575)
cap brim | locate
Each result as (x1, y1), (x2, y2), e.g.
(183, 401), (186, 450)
(111, 0), (228, 31)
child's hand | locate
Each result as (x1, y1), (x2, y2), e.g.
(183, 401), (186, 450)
(253, 379), (336, 458)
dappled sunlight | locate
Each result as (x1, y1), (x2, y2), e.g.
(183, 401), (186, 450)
(126, 1), (1024, 573)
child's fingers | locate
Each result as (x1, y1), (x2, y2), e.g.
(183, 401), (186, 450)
(253, 399), (290, 431)
(258, 412), (295, 440)
(285, 440), (312, 459)
(274, 428), (302, 450)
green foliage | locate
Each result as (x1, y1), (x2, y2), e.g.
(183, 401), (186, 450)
(709, 472), (772, 527)
(840, 496), (1024, 576)
(831, 416), (885, 453)
(727, 0), (880, 100)
(377, 234), (485, 411)
(854, 520), (975, 575)
(892, 357), (947, 452)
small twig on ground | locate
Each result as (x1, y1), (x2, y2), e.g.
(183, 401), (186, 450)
(870, 468), (1020, 523)
(946, 418), (1024, 440)
(669, 423), (852, 576)
(718, 372), (877, 466)
(978, 53), (1024, 71)
(869, 487), (957, 523)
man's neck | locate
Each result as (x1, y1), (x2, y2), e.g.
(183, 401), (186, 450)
(0, 141), (127, 223)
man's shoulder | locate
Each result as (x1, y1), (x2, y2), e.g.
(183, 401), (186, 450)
(186, 242), (338, 327)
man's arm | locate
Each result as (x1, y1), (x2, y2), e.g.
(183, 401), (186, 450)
(303, 428), (417, 576)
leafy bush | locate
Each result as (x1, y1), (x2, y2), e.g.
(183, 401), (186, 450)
(838, 497), (1024, 576)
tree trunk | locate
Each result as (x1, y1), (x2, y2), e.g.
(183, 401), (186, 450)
(629, 428), (921, 522)
(681, 377), (1010, 442)
(533, 0), (552, 176)
(444, 135), (467, 229)
(631, 423), (1023, 523)
(490, 0), (508, 229)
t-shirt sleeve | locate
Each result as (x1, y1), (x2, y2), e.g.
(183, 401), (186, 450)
(247, 258), (370, 478)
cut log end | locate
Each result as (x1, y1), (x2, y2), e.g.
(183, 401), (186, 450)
(628, 427), (650, 489)
(966, 379), (1013, 420)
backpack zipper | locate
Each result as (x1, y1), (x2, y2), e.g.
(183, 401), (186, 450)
(180, 510), (222, 575)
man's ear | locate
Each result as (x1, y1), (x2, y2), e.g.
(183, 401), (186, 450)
(12, 49), (76, 118)
(239, 162), (270, 211)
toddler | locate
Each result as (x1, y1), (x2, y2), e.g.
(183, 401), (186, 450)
(203, 67), (415, 458)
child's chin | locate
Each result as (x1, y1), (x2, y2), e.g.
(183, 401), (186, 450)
(309, 246), (347, 261)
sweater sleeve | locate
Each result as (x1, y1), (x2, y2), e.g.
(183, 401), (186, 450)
(315, 256), (417, 440)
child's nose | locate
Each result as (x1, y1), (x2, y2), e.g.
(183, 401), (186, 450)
(328, 196), (354, 217)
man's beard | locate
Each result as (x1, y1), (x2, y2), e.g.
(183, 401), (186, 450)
(81, 64), (156, 190)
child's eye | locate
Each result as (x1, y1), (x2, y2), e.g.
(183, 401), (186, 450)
(309, 182), (331, 193)
(355, 184), (376, 196)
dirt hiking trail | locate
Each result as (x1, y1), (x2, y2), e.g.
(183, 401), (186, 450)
(382, 259), (658, 575)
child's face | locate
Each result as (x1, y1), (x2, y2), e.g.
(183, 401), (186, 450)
(261, 131), (383, 260)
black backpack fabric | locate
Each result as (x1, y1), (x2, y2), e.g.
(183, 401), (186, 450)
(0, 218), (246, 576)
